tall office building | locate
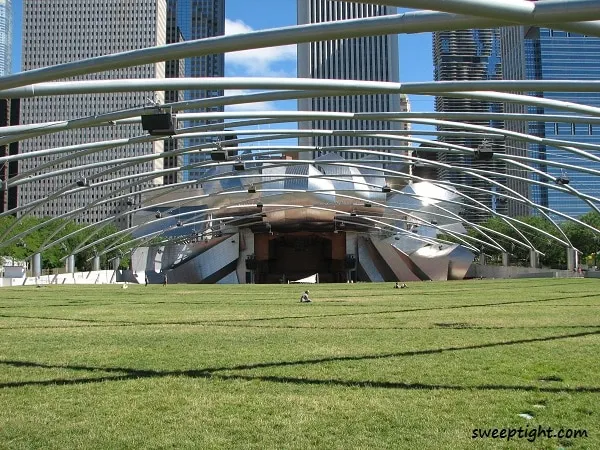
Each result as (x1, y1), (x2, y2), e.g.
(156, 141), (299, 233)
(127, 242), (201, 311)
(164, 12), (186, 186)
(167, 0), (225, 181)
(0, 0), (11, 76)
(297, 1), (409, 161)
(20, 0), (167, 228)
(500, 26), (530, 217)
(502, 26), (600, 219)
(0, 99), (18, 214)
(0, 0), (15, 212)
(433, 29), (507, 223)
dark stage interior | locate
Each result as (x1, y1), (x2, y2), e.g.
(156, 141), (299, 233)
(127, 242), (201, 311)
(254, 231), (347, 283)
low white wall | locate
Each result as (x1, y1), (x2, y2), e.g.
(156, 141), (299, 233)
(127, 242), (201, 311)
(1, 270), (117, 287)
(468, 264), (582, 279)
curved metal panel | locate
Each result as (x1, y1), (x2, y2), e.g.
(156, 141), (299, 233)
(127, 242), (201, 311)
(409, 245), (454, 281)
(371, 235), (422, 281)
(447, 244), (476, 280)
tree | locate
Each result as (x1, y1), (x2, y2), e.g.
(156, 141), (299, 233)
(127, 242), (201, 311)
(0, 216), (135, 271)
(465, 216), (566, 267)
(561, 211), (600, 264)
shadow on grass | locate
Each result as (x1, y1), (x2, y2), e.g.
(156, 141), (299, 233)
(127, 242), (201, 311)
(0, 313), (110, 324)
(1, 293), (597, 330)
(0, 300), (272, 310)
(209, 293), (600, 324)
(213, 324), (600, 331)
(1, 329), (598, 392)
(2, 323), (600, 332)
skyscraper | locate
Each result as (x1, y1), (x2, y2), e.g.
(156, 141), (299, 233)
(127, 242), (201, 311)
(433, 28), (506, 223)
(167, 0), (225, 181)
(0, 98), (18, 214)
(0, 0), (11, 76)
(0, 0), (15, 214)
(500, 26), (530, 217)
(20, 0), (167, 228)
(502, 26), (600, 219)
(164, 23), (186, 186)
(297, 0), (409, 161)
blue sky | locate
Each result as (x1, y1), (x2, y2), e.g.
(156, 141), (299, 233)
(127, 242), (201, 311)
(11, 0), (21, 73)
(11, 0), (434, 115)
(223, 0), (435, 142)
(224, 0), (434, 114)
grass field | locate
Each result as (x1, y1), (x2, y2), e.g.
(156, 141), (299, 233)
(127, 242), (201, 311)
(0, 279), (599, 449)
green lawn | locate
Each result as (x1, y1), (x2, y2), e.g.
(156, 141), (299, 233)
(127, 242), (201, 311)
(0, 279), (598, 449)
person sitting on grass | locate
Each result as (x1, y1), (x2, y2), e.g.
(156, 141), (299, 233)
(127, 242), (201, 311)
(300, 290), (312, 303)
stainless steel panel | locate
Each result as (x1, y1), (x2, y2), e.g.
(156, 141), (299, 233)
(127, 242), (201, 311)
(357, 236), (385, 282)
(409, 245), (453, 281)
(447, 244), (476, 280)
(371, 236), (421, 281)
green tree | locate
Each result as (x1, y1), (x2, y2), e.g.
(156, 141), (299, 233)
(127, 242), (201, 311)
(0, 216), (135, 271)
(561, 211), (600, 265)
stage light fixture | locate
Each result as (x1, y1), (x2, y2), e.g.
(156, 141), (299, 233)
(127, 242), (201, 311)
(141, 112), (176, 136)
(473, 140), (493, 161)
(556, 170), (570, 185)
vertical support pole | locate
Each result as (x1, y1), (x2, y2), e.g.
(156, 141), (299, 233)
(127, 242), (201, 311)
(66, 254), (76, 274)
(112, 257), (121, 284)
(92, 256), (101, 271)
(502, 252), (509, 267)
(32, 253), (42, 278)
(567, 247), (576, 271)
(529, 249), (538, 269)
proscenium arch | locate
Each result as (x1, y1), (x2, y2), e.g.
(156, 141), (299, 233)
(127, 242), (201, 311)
(16, 163), (496, 255)
(21, 154), (580, 261)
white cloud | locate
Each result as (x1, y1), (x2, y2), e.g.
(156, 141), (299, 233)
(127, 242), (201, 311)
(224, 89), (279, 112)
(225, 18), (296, 77)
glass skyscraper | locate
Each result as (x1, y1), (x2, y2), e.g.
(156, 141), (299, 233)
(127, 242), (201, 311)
(0, 0), (12, 76)
(297, 0), (409, 161)
(167, 0), (225, 181)
(503, 27), (600, 219)
(433, 29), (506, 224)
